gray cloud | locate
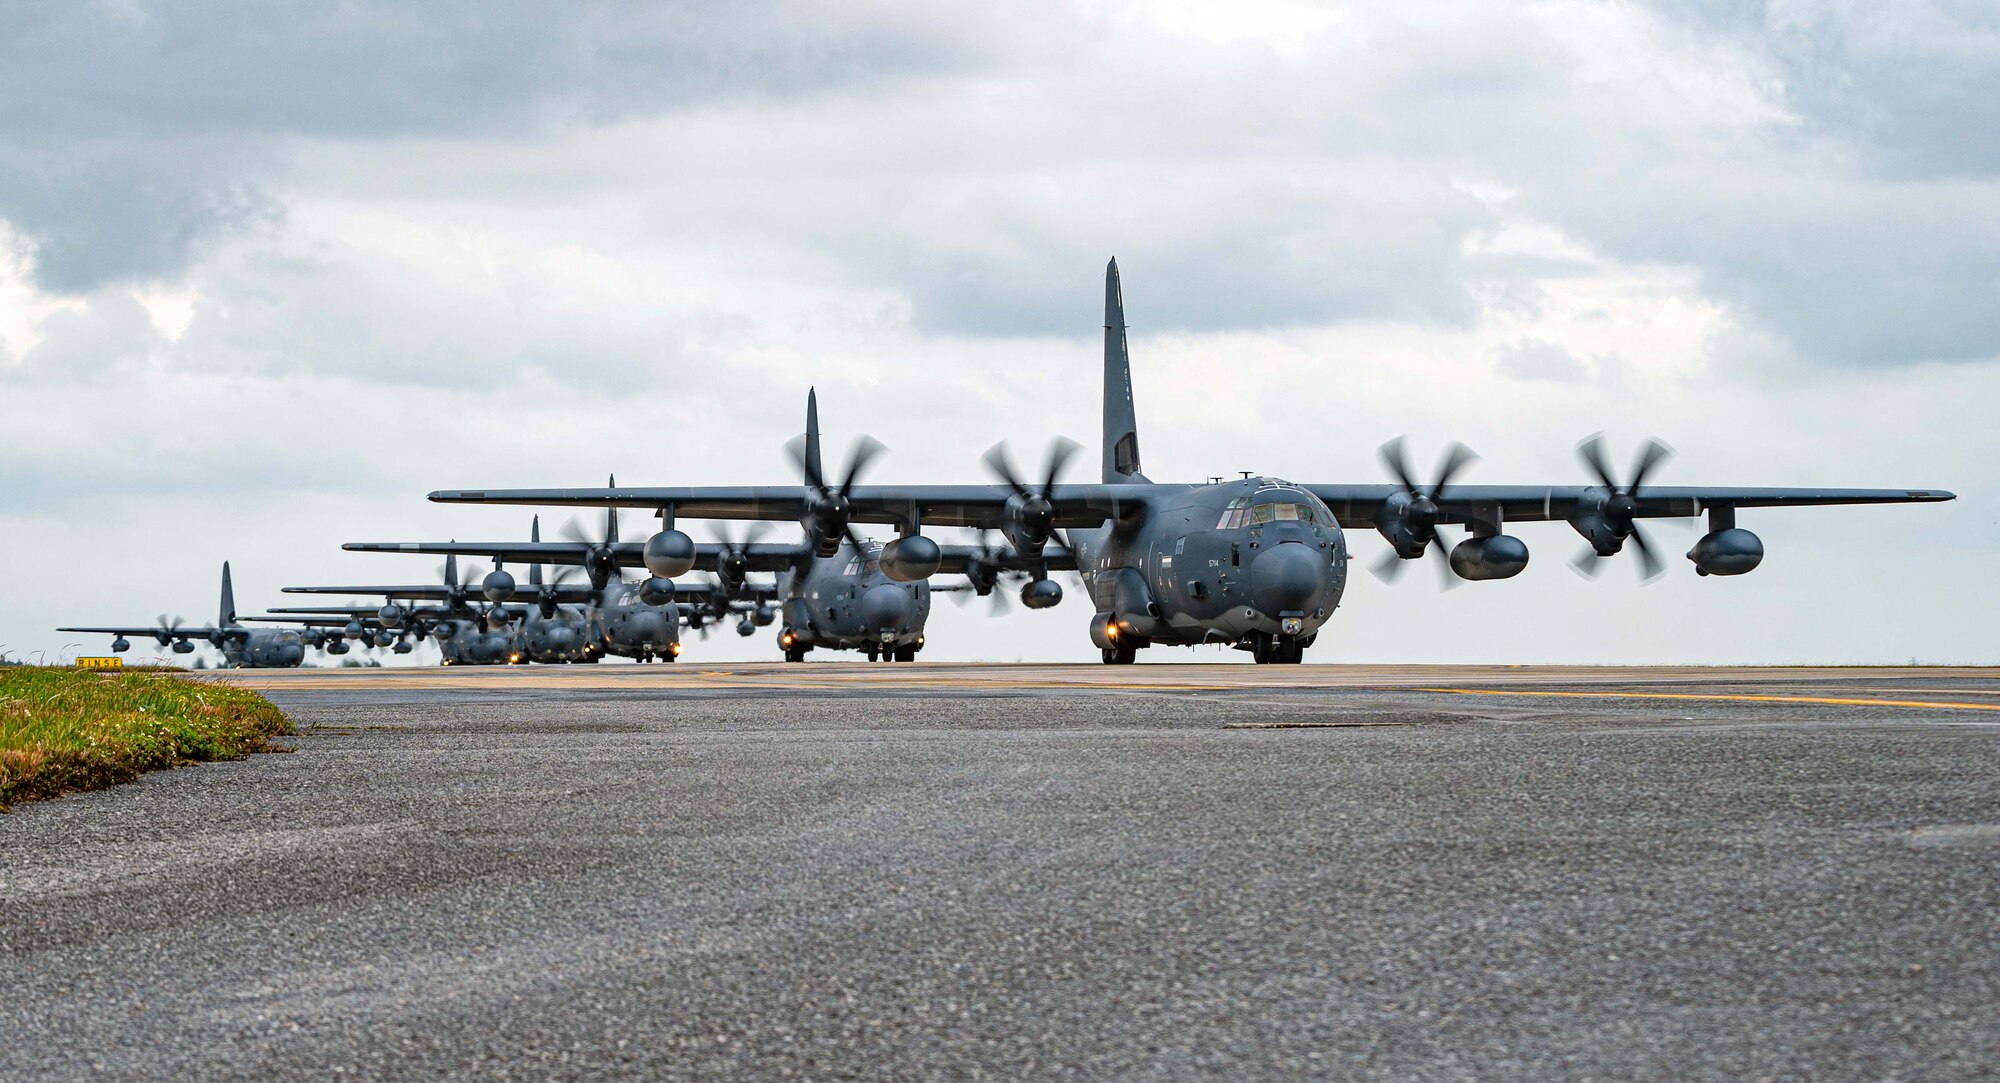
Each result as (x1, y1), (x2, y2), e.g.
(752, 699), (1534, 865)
(1495, 338), (1589, 382)
(0, 0), (1052, 292)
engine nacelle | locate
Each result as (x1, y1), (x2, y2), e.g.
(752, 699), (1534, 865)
(432, 621), (456, 641)
(881, 535), (942, 582)
(1020, 578), (1063, 609)
(326, 639), (350, 655)
(344, 620), (366, 637)
(1688, 528), (1763, 576)
(171, 639), (195, 655)
(377, 603), (405, 628)
(392, 640), (414, 654)
(1448, 535), (1530, 581)
(644, 529), (697, 579)
(638, 577), (677, 607)
(483, 568), (516, 603)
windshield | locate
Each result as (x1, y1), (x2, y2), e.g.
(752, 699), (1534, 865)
(1217, 493), (1330, 528)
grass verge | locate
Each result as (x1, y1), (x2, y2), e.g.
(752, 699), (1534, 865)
(0, 666), (291, 811)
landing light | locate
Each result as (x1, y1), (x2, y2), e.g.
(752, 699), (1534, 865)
(670, 643), (683, 656)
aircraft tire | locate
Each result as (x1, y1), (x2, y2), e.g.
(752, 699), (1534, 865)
(1101, 644), (1138, 665)
(895, 646), (917, 662)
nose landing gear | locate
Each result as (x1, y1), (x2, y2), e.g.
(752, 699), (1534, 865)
(1250, 633), (1305, 665)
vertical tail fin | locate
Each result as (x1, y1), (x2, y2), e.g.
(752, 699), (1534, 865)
(219, 561), (237, 627)
(530, 516), (544, 588)
(606, 475), (618, 544)
(805, 388), (824, 488)
(1103, 258), (1147, 483)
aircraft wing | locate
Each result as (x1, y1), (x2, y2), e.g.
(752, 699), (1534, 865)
(1304, 484), (1957, 528)
(58, 625), (228, 638)
(933, 543), (1079, 574)
(238, 615), (377, 629)
(428, 484), (1145, 530)
(344, 539), (814, 574)
(282, 585), (467, 599)
(341, 541), (625, 564)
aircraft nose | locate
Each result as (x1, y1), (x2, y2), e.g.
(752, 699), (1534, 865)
(1249, 540), (1327, 615)
(860, 584), (914, 633)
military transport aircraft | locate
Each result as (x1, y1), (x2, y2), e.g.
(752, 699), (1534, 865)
(366, 404), (1056, 661)
(59, 562), (316, 668)
(429, 259), (1954, 664)
(314, 514), (692, 663)
(282, 553), (529, 665)
(238, 609), (420, 655)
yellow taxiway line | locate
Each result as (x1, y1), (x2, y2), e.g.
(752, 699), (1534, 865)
(1416, 688), (2000, 714)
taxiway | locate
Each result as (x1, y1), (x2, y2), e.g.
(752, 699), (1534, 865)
(3, 664), (1996, 1079)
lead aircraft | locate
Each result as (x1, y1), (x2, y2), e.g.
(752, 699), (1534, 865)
(431, 259), (1955, 665)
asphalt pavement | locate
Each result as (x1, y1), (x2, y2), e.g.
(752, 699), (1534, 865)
(3, 665), (1996, 1080)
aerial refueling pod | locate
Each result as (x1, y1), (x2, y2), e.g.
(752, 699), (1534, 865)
(751, 604), (777, 626)
(880, 535), (942, 582)
(644, 529), (697, 579)
(1020, 578), (1063, 609)
(638, 577), (677, 607)
(110, 636), (130, 653)
(1449, 535), (1530, 581)
(736, 619), (756, 637)
(171, 639), (195, 655)
(1689, 528), (1763, 576)
(482, 569), (515, 603)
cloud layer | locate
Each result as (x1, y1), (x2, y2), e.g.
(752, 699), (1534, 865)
(2, 0), (1993, 664)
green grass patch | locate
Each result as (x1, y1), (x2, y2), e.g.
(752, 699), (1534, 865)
(0, 666), (291, 810)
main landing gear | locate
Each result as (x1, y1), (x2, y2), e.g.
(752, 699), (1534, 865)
(1101, 644), (1138, 665)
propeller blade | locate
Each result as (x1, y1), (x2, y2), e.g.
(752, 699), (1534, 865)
(1628, 438), (1675, 494)
(783, 434), (823, 493)
(1570, 545), (1605, 579)
(1577, 433), (1618, 491)
(1432, 443), (1479, 500)
(1370, 548), (1409, 584)
(1428, 532), (1460, 591)
(1378, 437), (1419, 494)
(1629, 524), (1665, 582)
(983, 442), (1029, 499)
(838, 436), (885, 497)
(1041, 436), (1081, 497)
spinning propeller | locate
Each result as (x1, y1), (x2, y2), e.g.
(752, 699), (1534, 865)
(710, 521), (772, 587)
(1371, 437), (1478, 589)
(153, 614), (187, 647)
(1571, 434), (1674, 582)
(983, 437), (1081, 554)
(787, 434), (884, 558)
(559, 485), (626, 589)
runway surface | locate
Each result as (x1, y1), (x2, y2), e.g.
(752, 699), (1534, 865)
(4, 664), (1997, 1079)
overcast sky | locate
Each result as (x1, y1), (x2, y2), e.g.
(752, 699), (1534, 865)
(3, 0), (1994, 666)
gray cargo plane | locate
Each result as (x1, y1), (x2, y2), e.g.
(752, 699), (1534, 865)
(368, 403), (1053, 661)
(320, 515), (688, 663)
(429, 259), (1954, 664)
(283, 554), (527, 665)
(59, 562), (314, 668)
